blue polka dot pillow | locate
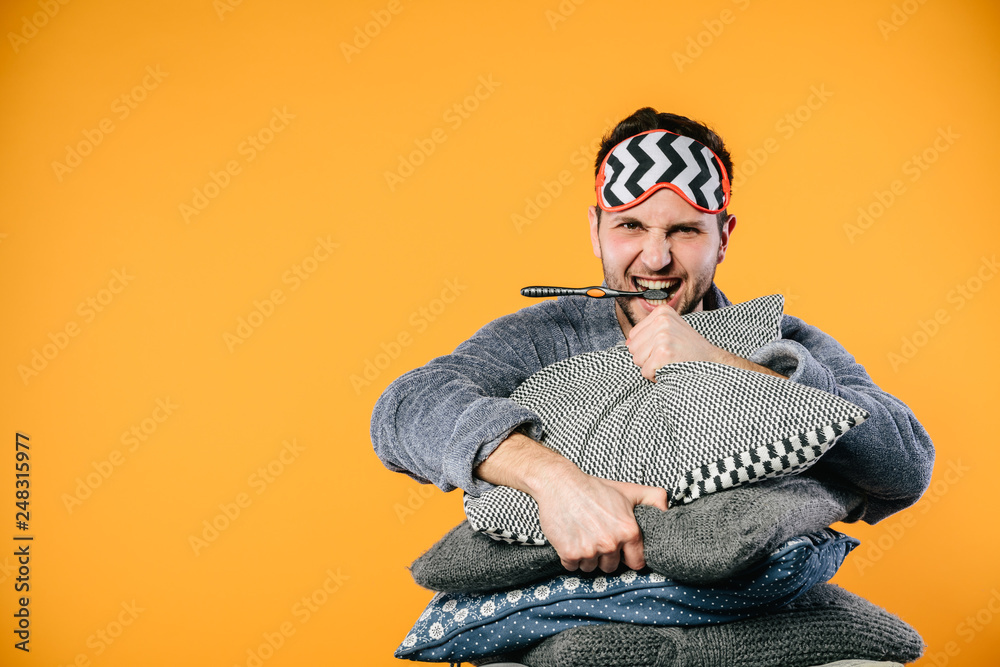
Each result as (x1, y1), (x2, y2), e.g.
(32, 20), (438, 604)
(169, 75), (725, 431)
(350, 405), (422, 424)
(395, 529), (858, 662)
(463, 295), (870, 545)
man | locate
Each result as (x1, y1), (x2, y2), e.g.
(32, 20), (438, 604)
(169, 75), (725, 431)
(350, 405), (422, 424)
(372, 107), (934, 576)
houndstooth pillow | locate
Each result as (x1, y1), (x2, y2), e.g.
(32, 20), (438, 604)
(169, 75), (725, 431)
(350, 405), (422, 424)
(463, 295), (869, 545)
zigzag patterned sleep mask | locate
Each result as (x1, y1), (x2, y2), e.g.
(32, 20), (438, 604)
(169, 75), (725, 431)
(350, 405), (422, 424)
(596, 129), (731, 214)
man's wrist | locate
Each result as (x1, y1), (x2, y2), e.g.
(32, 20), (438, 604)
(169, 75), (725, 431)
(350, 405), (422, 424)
(712, 347), (788, 379)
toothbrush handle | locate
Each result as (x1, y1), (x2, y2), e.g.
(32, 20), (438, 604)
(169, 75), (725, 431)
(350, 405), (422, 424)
(521, 286), (615, 298)
(520, 286), (585, 297)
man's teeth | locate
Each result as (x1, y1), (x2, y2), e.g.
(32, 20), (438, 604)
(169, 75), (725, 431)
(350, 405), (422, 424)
(636, 279), (676, 290)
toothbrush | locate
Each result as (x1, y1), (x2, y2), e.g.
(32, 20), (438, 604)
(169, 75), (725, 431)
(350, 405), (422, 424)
(520, 286), (671, 300)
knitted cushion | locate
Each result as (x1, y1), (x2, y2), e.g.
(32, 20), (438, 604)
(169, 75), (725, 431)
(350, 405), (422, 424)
(514, 585), (924, 667)
(463, 295), (869, 545)
(413, 477), (865, 594)
(395, 529), (858, 662)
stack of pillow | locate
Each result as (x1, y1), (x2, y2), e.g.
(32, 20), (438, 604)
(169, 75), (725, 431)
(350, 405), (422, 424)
(394, 296), (925, 666)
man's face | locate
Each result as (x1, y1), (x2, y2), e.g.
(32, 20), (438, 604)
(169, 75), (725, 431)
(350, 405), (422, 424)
(588, 189), (736, 334)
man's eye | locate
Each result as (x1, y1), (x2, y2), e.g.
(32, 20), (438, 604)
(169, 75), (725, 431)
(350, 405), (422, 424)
(622, 222), (642, 230)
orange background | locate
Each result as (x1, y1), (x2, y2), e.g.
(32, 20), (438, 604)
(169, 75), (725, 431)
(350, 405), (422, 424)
(1, 0), (998, 665)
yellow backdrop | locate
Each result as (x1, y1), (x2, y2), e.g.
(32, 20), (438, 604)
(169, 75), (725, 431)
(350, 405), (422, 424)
(1, 0), (998, 665)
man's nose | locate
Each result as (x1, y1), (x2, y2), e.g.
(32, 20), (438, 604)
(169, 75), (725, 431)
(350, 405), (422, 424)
(640, 234), (671, 270)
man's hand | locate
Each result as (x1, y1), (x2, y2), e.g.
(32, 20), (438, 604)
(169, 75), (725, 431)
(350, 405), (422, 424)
(625, 304), (725, 380)
(626, 304), (786, 380)
(534, 472), (667, 572)
(475, 431), (668, 573)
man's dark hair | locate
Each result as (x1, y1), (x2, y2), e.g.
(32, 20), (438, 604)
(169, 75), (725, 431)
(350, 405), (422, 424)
(594, 108), (733, 231)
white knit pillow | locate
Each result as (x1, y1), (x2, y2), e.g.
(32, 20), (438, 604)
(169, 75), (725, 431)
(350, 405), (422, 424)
(463, 295), (869, 545)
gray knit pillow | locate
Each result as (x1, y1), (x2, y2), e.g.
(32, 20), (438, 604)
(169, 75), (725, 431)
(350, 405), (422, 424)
(463, 295), (869, 545)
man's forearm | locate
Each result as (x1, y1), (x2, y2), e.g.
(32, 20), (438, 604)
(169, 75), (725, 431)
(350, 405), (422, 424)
(373, 297), (623, 495)
(474, 431), (578, 496)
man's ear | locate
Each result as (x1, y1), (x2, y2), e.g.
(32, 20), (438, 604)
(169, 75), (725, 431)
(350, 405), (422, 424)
(588, 206), (602, 259)
(717, 214), (736, 264)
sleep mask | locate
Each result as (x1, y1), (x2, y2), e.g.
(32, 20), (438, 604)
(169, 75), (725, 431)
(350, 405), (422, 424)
(596, 129), (731, 214)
